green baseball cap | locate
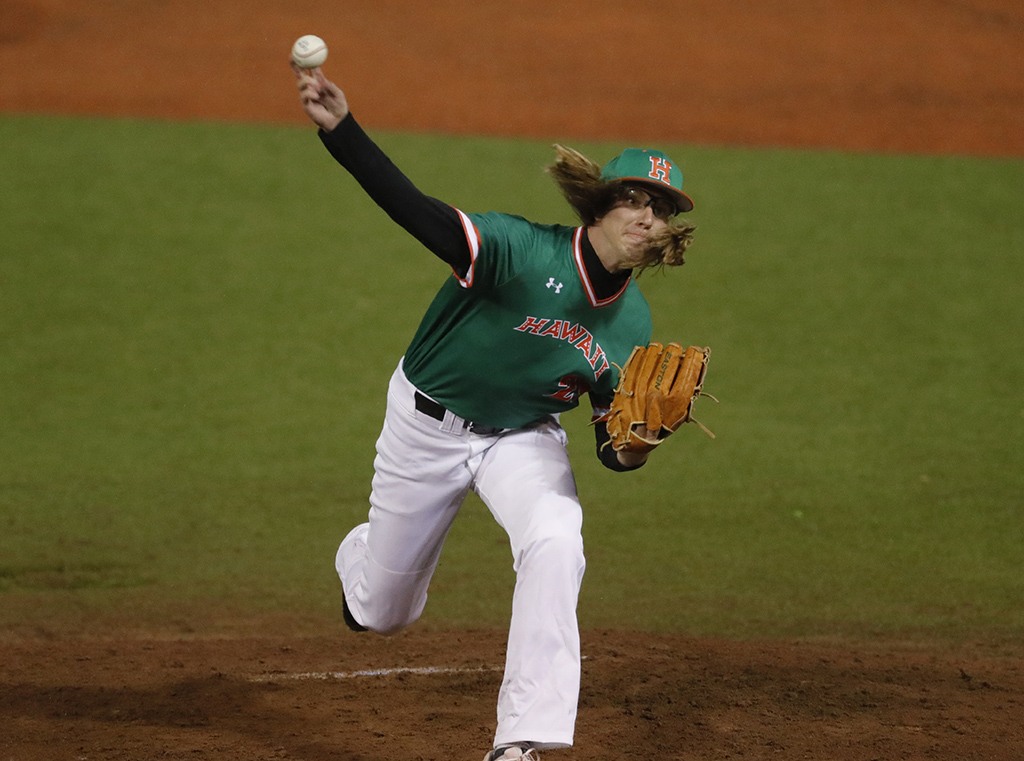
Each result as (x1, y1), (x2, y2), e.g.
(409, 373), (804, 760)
(600, 148), (694, 213)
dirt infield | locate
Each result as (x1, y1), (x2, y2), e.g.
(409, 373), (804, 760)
(1, 630), (1022, 760)
(2, 1), (1022, 155)
(2, 2), (1023, 760)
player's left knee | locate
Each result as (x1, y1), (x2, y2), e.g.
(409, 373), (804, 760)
(519, 530), (585, 576)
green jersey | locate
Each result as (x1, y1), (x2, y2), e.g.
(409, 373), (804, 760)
(403, 211), (652, 429)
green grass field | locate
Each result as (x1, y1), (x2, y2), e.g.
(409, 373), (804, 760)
(1, 114), (1021, 641)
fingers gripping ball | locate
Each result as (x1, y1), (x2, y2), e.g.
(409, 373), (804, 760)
(605, 342), (714, 454)
(291, 35), (328, 69)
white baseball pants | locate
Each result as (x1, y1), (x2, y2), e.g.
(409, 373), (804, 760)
(335, 360), (585, 749)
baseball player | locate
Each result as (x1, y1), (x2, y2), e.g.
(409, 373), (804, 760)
(294, 65), (697, 761)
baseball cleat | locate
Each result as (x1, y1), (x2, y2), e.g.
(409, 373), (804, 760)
(341, 591), (367, 632)
(482, 745), (539, 761)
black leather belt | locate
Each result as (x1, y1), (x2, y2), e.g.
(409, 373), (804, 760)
(414, 391), (507, 436)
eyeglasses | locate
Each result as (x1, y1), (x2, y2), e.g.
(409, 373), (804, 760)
(618, 186), (677, 221)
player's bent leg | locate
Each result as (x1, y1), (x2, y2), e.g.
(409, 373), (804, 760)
(334, 361), (475, 635)
(337, 520), (455, 635)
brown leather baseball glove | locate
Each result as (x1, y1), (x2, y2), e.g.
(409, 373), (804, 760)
(604, 342), (714, 455)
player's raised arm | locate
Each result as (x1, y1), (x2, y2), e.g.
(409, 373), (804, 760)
(290, 59), (471, 274)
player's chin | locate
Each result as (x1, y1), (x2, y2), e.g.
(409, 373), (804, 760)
(626, 242), (667, 271)
(621, 241), (650, 267)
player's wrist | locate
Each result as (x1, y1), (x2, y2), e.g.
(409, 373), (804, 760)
(615, 448), (651, 467)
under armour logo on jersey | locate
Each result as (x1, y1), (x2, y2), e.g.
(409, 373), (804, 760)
(546, 277), (564, 294)
(649, 156), (672, 184)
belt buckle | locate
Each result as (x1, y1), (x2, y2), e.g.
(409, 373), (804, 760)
(468, 421), (503, 436)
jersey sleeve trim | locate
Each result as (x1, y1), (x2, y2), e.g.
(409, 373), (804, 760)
(453, 208), (481, 288)
(572, 227), (630, 307)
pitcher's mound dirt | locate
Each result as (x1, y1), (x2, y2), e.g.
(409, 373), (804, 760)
(3, 629), (1023, 760)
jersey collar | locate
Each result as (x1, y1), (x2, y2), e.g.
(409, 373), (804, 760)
(572, 227), (632, 308)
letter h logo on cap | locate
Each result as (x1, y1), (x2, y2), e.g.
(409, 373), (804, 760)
(648, 156), (672, 184)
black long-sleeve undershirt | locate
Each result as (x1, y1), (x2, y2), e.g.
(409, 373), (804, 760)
(319, 114), (632, 299)
(319, 115), (472, 275)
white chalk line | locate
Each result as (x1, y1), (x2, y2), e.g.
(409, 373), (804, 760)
(249, 665), (503, 683)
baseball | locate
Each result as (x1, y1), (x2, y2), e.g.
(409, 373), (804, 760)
(291, 35), (328, 68)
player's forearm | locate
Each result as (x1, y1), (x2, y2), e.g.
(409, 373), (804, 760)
(319, 115), (471, 272)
